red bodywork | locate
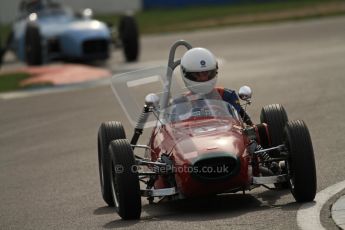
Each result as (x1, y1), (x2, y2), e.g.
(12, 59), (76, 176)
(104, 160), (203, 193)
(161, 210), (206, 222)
(149, 117), (255, 197)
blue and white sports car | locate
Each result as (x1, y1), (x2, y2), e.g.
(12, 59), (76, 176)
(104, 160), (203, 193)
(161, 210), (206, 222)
(6, 0), (139, 65)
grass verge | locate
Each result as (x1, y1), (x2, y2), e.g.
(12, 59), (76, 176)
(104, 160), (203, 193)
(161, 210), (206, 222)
(0, 72), (30, 92)
(0, 72), (54, 93)
(96, 0), (345, 34)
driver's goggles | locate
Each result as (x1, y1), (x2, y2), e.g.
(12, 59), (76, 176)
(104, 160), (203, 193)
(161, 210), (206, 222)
(185, 70), (217, 82)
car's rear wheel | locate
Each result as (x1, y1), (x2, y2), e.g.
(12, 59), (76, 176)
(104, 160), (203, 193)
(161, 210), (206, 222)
(284, 120), (317, 202)
(260, 104), (288, 147)
(98, 121), (126, 206)
(260, 104), (289, 188)
(25, 23), (42, 66)
(109, 139), (141, 220)
(118, 15), (139, 62)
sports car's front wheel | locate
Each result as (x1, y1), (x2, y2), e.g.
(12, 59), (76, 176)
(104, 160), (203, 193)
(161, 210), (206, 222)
(118, 15), (139, 62)
(98, 121), (126, 207)
(284, 120), (317, 202)
(25, 23), (43, 66)
(109, 139), (141, 220)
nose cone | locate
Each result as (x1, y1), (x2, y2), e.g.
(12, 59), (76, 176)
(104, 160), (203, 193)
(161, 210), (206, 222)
(169, 120), (249, 196)
(176, 129), (245, 161)
(174, 129), (245, 181)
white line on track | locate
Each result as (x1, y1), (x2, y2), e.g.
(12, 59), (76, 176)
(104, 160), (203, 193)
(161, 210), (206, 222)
(297, 180), (345, 230)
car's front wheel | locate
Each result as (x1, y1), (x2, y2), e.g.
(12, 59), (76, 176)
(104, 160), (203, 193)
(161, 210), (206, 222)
(109, 139), (141, 220)
(284, 120), (317, 202)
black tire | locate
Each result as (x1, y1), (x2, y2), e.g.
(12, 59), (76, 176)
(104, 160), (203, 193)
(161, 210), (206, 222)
(97, 121), (126, 206)
(260, 104), (288, 147)
(118, 15), (139, 62)
(0, 34), (4, 68)
(0, 48), (4, 68)
(109, 139), (141, 220)
(284, 120), (317, 202)
(260, 104), (289, 189)
(0, 30), (14, 68)
(25, 23), (42, 66)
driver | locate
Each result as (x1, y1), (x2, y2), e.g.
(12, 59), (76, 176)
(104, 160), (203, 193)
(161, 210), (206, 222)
(19, 0), (44, 13)
(180, 47), (253, 125)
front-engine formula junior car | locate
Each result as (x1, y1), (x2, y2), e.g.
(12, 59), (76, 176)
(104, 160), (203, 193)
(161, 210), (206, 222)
(6, 0), (139, 65)
(97, 40), (317, 220)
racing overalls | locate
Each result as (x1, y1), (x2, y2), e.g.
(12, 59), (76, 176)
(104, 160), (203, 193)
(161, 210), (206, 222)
(216, 87), (253, 125)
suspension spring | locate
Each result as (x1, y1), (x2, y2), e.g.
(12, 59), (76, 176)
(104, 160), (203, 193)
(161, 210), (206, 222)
(256, 144), (271, 162)
(135, 106), (150, 130)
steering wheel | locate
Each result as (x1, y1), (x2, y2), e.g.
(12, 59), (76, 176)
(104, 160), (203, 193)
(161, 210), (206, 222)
(203, 104), (229, 117)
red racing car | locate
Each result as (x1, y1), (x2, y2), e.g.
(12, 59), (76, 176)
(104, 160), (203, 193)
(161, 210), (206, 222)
(97, 40), (317, 220)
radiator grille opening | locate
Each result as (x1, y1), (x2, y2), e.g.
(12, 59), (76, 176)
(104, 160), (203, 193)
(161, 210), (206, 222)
(192, 156), (239, 181)
(83, 39), (108, 55)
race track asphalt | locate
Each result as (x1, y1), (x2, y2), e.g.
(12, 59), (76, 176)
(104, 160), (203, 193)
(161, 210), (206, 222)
(1, 16), (345, 230)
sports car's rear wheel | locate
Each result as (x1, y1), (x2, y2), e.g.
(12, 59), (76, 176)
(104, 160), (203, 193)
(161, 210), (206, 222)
(98, 121), (126, 206)
(0, 33), (6, 67)
(0, 47), (4, 67)
(118, 15), (139, 62)
(284, 120), (317, 202)
(25, 23), (43, 66)
(109, 139), (141, 220)
(260, 104), (288, 147)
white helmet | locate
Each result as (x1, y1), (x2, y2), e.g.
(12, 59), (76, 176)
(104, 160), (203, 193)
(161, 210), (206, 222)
(180, 47), (218, 94)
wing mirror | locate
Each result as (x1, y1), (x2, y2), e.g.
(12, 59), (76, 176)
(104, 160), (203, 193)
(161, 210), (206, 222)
(145, 93), (160, 108)
(238, 86), (252, 101)
(28, 13), (38, 22)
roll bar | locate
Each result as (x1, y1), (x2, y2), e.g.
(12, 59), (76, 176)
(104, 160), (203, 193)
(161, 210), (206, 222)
(160, 40), (193, 110)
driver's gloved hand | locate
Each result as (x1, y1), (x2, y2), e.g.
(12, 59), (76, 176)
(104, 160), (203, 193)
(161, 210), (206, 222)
(239, 107), (253, 126)
(242, 112), (253, 126)
(244, 117), (253, 126)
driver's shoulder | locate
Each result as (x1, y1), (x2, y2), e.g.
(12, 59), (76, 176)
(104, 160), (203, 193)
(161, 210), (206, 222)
(215, 87), (236, 98)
